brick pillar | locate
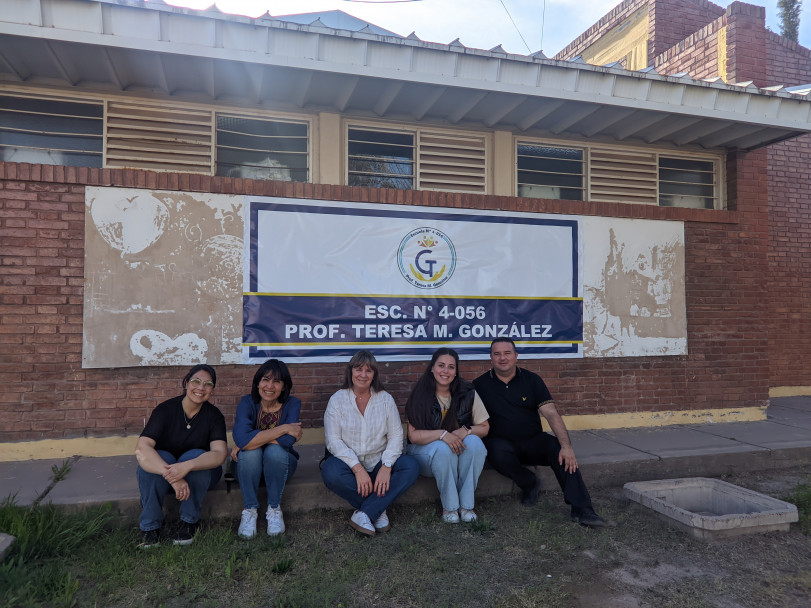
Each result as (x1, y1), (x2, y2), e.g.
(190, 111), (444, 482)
(649, 0), (726, 64)
(724, 2), (768, 86)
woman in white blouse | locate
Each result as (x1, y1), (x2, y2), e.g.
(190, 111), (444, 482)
(321, 350), (419, 536)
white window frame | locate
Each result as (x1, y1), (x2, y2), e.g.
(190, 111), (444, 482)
(346, 124), (416, 190)
(215, 113), (311, 182)
(0, 93), (104, 168)
(516, 141), (587, 201)
(516, 136), (725, 210)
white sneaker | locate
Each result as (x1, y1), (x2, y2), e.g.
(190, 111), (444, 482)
(442, 509), (460, 524)
(267, 506), (285, 536)
(238, 508), (257, 539)
(460, 508), (478, 523)
(374, 510), (390, 532)
(349, 510), (375, 536)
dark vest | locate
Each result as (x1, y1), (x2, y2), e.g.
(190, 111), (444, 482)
(429, 381), (475, 430)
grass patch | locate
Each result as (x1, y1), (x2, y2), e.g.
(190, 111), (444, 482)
(0, 495), (112, 608)
(785, 482), (811, 534)
(49, 458), (73, 484)
(3, 469), (811, 607)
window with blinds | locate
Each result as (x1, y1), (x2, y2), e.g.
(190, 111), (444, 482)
(347, 126), (488, 193)
(517, 139), (721, 209)
(517, 143), (585, 200)
(659, 156), (717, 209)
(0, 95), (103, 167)
(216, 115), (308, 181)
(348, 128), (415, 189)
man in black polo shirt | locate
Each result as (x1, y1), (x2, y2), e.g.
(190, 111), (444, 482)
(473, 338), (606, 528)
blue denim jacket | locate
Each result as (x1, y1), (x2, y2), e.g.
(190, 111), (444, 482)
(232, 394), (301, 459)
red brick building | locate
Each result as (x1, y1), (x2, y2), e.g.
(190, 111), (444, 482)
(2, 0), (810, 457)
(557, 0), (811, 394)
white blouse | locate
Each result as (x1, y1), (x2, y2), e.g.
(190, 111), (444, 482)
(324, 388), (404, 472)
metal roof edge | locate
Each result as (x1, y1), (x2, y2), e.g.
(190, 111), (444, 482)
(17, 0), (807, 103)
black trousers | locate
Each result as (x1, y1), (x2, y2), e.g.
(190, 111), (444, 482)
(484, 434), (594, 513)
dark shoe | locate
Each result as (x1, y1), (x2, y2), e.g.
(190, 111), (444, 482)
(172, 521), (198, 546)
(571, 508), (607, 528)
(520, 476), (542, 506)
(138, 528), (160, 549)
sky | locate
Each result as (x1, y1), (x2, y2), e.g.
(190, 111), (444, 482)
(155, 1), (810, 58)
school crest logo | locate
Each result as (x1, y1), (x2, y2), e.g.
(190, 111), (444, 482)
(397, 227), (456, 289)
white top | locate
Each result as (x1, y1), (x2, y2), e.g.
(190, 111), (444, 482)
(324, 388), (404, 472)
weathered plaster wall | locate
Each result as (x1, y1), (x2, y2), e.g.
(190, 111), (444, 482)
(83, 188), (243, 368)
(583, 217), (686, 357)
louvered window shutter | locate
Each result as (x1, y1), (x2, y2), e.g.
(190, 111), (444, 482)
(105, 101), (214, 173)
(417, 131), (487, 193)
(589, 147), (658, 204)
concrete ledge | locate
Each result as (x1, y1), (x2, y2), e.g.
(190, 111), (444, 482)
(33, 441), (811, 526)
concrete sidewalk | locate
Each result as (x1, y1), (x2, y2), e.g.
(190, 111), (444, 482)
(2, 397), (809, 525)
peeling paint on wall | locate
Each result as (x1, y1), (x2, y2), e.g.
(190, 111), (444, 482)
(83, 187), (243, 368)
(83, 189), (687, 367)
(583, 217), (687, 357)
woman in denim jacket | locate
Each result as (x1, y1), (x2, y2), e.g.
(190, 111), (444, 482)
(232, 359), (302, 538)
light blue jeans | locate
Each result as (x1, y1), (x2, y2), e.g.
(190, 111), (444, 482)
(236, 443), (298, 509)
(407, 435), (487, 511)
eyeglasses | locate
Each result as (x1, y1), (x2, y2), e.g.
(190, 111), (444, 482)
(188, 378), (214, 389)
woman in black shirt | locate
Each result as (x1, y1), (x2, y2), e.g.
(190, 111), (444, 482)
(135, 364), (227, 548)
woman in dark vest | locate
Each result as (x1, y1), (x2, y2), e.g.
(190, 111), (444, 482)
(405, 348), (489, 523)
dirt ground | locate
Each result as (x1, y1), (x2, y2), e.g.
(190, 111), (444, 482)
(568, 468), (810, 608)
(48, 465), (811, 608)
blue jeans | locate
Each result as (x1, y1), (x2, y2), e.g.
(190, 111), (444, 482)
(235, 443), (298, 509)
(407, 435), (487, 511)
(136, 449), (222, 531)
(321, 454), (419, 522)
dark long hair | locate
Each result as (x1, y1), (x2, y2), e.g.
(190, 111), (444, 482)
(251, 359), (293, 405)
(182, 364), (217, 390)
(341, 350), (386, 393)
(405, 348), (468, 431)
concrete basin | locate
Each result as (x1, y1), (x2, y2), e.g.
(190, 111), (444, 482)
(623, 477), (799, 540)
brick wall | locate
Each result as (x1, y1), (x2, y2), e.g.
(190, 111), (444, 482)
(555, 0), (647, 61)
(723, 2), (768, 87)
(560, 0), (811, 391)
(0, 157), (770, 441)
(765, 33), (811, 387)
(555, 0), (724, 67)
(649, 0), (726, 60)
(653, 16), (723, 78)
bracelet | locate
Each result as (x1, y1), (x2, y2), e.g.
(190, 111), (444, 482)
(439, 430), (448, 441)
(466, 427), (472, 436)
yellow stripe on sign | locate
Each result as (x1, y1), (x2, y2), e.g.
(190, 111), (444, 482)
(244, 292), (584, 301)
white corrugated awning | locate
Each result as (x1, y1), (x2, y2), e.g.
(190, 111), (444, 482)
(2, 0), (811, 151)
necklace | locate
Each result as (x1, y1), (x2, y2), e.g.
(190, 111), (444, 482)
(182, 407), (196, 430)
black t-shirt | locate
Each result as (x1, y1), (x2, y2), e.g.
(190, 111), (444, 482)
(473, 368), (553, 442)
(141, 395), (227, 460)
